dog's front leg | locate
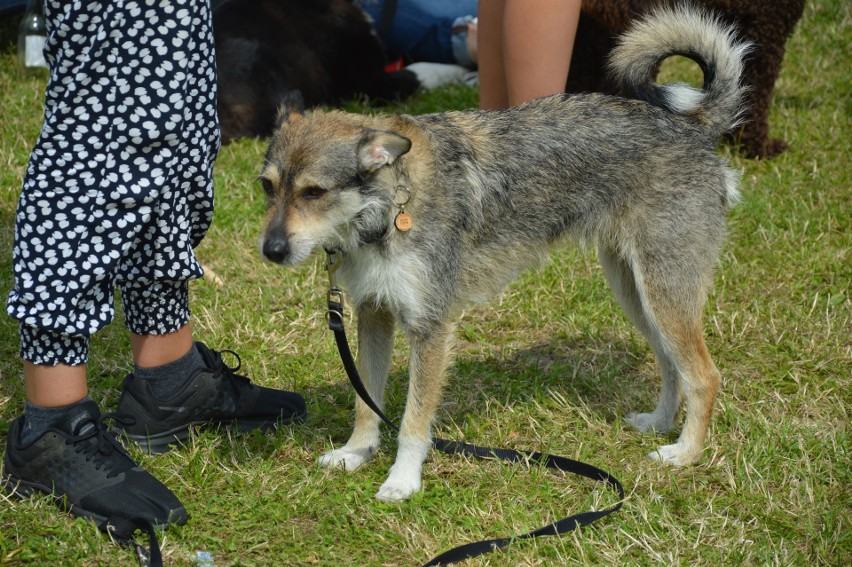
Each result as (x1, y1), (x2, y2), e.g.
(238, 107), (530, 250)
(376, 322), (454, 501)
(319, 304), (395, 472)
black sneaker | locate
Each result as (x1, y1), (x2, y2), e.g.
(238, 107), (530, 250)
(1, 400), (188, 534)
(116, 342), (307, 453)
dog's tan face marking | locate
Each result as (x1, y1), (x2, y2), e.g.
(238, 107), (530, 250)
(259, 110), (411, 265)
(260, 114), (358, 264)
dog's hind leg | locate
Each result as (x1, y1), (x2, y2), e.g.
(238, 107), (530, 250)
(319, 304), (396, 472)
(601, 245), (721, 465)
(647, 314), (719, 466)
(599, 247), (680, 434)
(376, 321), (455, 501)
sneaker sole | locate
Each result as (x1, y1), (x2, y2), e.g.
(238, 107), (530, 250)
(117, 410), (308, 454)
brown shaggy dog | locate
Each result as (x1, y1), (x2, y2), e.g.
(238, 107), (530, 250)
(569, 0), (806, 158)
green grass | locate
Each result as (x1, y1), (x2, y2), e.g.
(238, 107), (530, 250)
(1, 1), (850, 565)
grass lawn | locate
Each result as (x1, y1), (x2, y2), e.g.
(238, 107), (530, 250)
(0, 1), (849, 565)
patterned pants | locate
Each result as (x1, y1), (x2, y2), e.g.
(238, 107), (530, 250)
(6, 0), (220, 366)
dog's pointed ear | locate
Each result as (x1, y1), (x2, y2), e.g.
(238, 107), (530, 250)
(274, 90), (305, 128)
(357, 130), (412, 174)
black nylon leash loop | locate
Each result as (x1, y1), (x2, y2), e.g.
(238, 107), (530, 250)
(424, 439), (624, 565)
(108, 516), (163, 567)
(324, 252), (625, 565)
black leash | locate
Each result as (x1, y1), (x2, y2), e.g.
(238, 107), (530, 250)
(107, 516), (162, 567)
(324, 251), (625, 565)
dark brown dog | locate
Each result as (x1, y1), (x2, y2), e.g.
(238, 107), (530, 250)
(570, 0), (806, 158)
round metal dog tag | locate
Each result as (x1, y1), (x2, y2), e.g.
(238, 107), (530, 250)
(394, 211), (413, 231)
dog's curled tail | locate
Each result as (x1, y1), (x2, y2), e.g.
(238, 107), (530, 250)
(607, 5), (751, 138)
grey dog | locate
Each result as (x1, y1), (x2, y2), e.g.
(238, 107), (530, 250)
(259, 6), (748, 501)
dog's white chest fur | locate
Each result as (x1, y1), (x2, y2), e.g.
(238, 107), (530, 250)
(338, 246), (429, 322)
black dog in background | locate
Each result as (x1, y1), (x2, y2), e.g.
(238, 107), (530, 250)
(213, 0), (419, 143)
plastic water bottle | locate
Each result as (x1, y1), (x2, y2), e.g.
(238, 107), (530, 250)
(17, 0), (48, 69)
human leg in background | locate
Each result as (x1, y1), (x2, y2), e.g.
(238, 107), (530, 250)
(478, 0), (581, 109)
(477, 0), (509, 109)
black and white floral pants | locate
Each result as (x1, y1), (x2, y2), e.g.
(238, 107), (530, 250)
(6, 0), (220, 366)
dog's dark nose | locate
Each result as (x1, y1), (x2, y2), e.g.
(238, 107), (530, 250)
(262, 237), (290, 263)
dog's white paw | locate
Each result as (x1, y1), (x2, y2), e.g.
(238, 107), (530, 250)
(626, 411), (675, 434)
(374, 436), (429, 501)
(648, 442), (700, 466)
(318, 445), (376, 472)
(375, 473), (421, 502)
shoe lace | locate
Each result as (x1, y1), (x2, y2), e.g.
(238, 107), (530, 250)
(65, 412), (138, 478)
(213, 348), (256, 400)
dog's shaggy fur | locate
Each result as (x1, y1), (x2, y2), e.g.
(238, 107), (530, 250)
(213, 0), (419, 143)
(260, 6), (747, 501)
(570, 0), (806, 158)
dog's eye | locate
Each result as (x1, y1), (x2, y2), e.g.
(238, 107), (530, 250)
(300, 186), (327, 200)
(260, 178), (275, 197)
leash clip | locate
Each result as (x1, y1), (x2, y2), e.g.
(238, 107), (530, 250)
(325, 249), (342, 288)
(325, 249), (345, 329)
(326, 292), (345, 330)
